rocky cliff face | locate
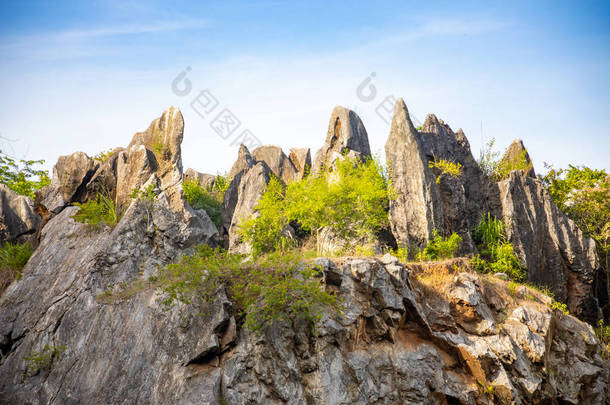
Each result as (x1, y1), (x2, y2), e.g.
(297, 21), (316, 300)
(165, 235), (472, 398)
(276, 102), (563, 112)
(386, 98), (603, 323)
(0, 104), (608, 404)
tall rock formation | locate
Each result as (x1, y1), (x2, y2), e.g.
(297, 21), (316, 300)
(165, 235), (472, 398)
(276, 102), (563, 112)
(497, 171), (601, 322)
(386, 98), (604, 322)
(312, 106), (371, 173)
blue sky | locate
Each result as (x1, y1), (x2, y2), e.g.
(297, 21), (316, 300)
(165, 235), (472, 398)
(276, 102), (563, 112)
(1, 1), (609, 174)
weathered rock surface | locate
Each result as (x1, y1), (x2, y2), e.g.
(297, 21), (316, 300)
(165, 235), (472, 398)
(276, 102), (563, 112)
(251, 145), (298, 183)
(312, 106), (371, 173)
(500, 139), (536, 178)
(1, 246), (607, 404)
(225, 162), (272, 252)
(497, 171), (602, 323)
(228, 144), (254, 180)
(184, 168), (216, 189)
(0, 185), (41, 244)
(386, 98), (605, 322)
(289, 147), (311, 180)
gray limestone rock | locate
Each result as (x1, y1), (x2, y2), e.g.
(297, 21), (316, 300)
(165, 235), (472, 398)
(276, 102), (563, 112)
(312, 106), (371, 173)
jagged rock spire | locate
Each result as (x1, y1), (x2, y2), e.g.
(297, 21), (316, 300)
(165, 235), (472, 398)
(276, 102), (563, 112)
(500, 139), (536, 178)
(312, 106), (371, 172)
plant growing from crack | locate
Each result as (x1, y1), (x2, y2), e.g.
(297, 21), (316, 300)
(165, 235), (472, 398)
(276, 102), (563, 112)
(23, 344), (66, 378)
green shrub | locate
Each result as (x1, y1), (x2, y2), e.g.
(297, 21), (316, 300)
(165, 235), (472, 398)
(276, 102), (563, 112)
(0, 242), (34, 293)
(0, 241), (33, 272)
(23, 344), (66, 377)
(416, 230), (462, 261)
(428, 158), (462, 184)
(239, 176), (293, 255)
(72, 192), (119, 229)
(551, 300), (569, 315)
(595, 319), (610, 359)
(477, 138), (533, 181)
(240, 156), (391, 255)
(183, 179), (223, 228)
(391, 246), (409, 263)
(158, 246), (340, 332)
(0, 150), (50, 198)
(472, 213), (525, 281)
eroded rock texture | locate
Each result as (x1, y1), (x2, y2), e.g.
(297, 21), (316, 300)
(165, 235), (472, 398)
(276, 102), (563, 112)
(312, 106), (371, 173)
(1, 244), (607, 404)
(0, 185), (41, 245)
(386, 98), (605, 322)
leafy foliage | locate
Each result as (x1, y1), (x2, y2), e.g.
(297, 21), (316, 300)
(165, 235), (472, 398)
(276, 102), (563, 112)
(0, 150), (50, 198)
(540, 164), (610, 274)
(416, 230), (462, 261)
(494, 149), (533, 181)
(471, 213), (525, 281)
(477, 138), (532, 182)
(428, 158), (462, 184)
(23, 344), (66, 377)
(183, 177), (229, 229)
(239, 177), (293, 256)
(129, 183), (156, 202)
(0, 242), (34, 293)
(391, 246), (409, 263)
(478, 138), (501, 179)
(158, 246), (340, 332)
(72, 192), (119, 230)
(240, 156), (392, 255)
(551, 300), (570, 315)
(595, 319), (610, 359)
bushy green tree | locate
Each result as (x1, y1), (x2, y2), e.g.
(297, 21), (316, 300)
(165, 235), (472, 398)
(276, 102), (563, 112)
(240, 156), (392, 254)
(183, 179), (223, 228)
(0, 150), (50, 198)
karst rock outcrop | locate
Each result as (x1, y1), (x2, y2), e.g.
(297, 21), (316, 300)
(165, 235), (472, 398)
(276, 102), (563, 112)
(0, 103), (608, 404)
(386, 98), (604, 323)
(312, 106), (371, 173)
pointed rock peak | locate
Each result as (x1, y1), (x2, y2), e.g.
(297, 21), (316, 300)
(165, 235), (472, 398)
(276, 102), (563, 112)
(228, 144), (255, 179)
(388, 98), (418, 141)
(500, 139), (536, 178)
(128, 107), (184, 167)
(312, 106), (371, 172)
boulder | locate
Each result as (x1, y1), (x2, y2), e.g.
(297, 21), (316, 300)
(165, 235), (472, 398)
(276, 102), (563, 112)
(251, 145), (298, 183)
(0, 184), (41, 244)
(289, 147), (311, 180)
(312, 106), (371, 173)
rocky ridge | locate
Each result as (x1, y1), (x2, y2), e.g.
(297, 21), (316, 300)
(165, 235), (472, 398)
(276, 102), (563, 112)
(0, 103), (608, 404)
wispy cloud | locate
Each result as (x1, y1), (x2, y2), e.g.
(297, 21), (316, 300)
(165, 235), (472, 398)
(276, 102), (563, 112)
(0, 18), (208, 52)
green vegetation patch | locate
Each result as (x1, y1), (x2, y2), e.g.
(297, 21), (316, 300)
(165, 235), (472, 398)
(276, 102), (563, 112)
(471, 213), (525, 281)
(0, 242), (34, 293)
(416, 230), (462, 261)
(0, 150), (50, 198)
(23, 344), (66, 378)
(182, 177), (229, 229)
(158, 245), (341, 333)
(72, 191), (119, 230)
(428, 158), (462, 184)
(240, 156), (392, 255)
